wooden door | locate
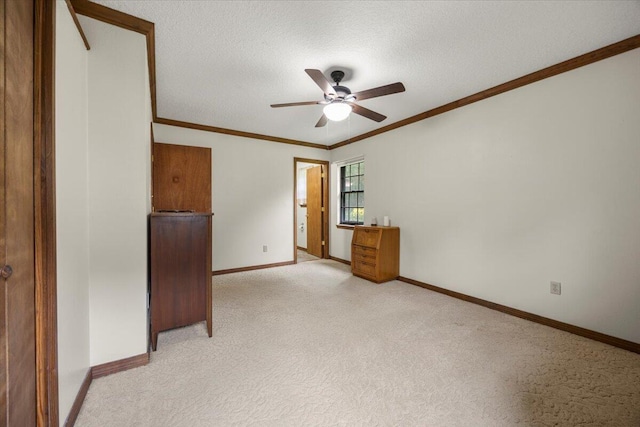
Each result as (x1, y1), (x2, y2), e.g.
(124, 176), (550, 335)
(153, 143), (212, 212)
(0, 0), (37, 423)
(306, 165), (323, 258)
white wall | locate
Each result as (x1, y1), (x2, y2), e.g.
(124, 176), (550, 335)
(79, 16), (151, 365)
(330, 49), (640, 344)
(55, 2), (90, 423)
(153, 124), (330, 271)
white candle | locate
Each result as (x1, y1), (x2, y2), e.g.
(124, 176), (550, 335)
(383, 216), (390, 226)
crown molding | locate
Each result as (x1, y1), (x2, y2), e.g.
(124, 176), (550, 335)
(329, 34), (640, 150)
(65, 0), (90, 50)
(154, 117), (329, 150)
(69, 1), (639, 152)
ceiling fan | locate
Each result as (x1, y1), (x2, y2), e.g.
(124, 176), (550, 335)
(270, 69), (405, 127)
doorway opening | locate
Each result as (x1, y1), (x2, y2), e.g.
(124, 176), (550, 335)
(294, 158), (329, 264)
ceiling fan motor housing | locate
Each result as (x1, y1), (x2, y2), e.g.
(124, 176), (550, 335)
(324, 87), (354, 102)
(328, 70), (353, 100)
(326, 85), (352, 101)
(330, 70), (345, 84)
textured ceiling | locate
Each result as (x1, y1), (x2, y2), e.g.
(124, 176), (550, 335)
(92, 1), (640, 146)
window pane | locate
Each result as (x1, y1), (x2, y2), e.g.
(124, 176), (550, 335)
(357, 208), (364, 223)
(357, 192), (364, 208)
(359, 162), (364, 175)
(351, 176), (359, 191)
(349, 193), (358, 207)
(359, 175), (364, 191)
(350, 208), (358, 223)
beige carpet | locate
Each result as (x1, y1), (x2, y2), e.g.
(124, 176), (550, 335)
(76, 260), (640, 426)
(297, 249), (320, 263)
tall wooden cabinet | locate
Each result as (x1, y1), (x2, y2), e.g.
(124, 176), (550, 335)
(149, 212), (213, 350)
(351, 226), (400, 283)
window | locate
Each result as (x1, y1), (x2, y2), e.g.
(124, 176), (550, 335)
(340, 160), (364, 225)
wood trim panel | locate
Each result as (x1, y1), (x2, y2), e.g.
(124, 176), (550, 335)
(146, 25), (156, 118)
(329, 34), (640, 150)
(63, 369), (91, 427)
(69, 0), (153, 34)
(91, 353), (149, 379)
(69, 0), (157, 118)
(205, 217), (213, 340)
(397, 276), (640, 354)
(34, 0), (60, 424)
(150, 122), (154, 211)
(212, 261), (295, 276)
(294, 157), (332, 164)
(64, 0), (90, 50)
(156, 117), (328, 150)
(329, 256), (351, 266)
(296, 246), (307, 252)
(65, 353), (149, 425)
(0, 0), (6, 413)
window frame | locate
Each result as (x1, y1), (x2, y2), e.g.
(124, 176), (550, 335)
(338, 159), (365, 226)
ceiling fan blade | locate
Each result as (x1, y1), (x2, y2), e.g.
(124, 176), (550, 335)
(271, 101), (321, 108)
(352, 82), (405, 102)
(348, 103), (387, 122)
(315, 114), (328, 128)
(305, 69), (337, 97)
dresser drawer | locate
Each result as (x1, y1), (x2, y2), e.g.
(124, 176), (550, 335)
(353, 253), (376, 266)
(353, 259), (376, 277)
(353, 228), (380, 247)
(353, 245), (377, 257)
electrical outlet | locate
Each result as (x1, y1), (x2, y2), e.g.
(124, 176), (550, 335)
(263, 245), (268, 253)
(550, 281), (561, 295)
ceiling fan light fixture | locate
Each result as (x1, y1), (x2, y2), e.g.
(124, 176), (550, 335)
(323, 102), (352, 122)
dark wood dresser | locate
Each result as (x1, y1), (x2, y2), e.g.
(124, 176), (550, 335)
(351, 226), (400, 283)
(149, 212), (213, 350)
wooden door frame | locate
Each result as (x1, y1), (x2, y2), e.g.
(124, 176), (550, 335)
(293, 158), (329, 263)
(34, 0), (59, 424)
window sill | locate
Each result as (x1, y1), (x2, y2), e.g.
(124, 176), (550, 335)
(336, 224), (356, 230)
